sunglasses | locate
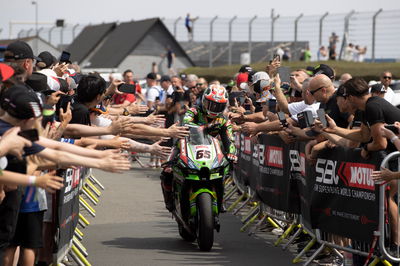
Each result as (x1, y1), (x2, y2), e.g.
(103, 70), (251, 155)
(196, 83), (203, 86)
(310, 86), (324, 95)
(383, 76), (392, 80)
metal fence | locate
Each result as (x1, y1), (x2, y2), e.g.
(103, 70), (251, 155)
(162, 9), (400, 62)
(9, 9), (400, 63)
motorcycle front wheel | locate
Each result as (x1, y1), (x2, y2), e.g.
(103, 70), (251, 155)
(196, 193), (214, 251)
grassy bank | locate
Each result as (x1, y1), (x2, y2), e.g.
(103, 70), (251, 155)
(184, 61), (400, 83)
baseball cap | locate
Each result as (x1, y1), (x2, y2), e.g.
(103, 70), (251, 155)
(251, 71), (270, 84)
(313, 64), (335, 80)
(146, 72), (157, 80)
(251, 72), (271, 94)
(26, 72), (52, 93)
(4, 41), (39, 61)
(239, 65), (252, 73)
(160, 75), (171, 82)
(36, 51), (55, 69)
(0, 63), (15, 82)
(370, 83), (387, 94)
(2, 85), (43, 119)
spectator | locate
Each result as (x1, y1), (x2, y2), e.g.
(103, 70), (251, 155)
(339, 73), (352, 85)
(145, 72), (160, 111)
(343, 43), (354, 61)
(370, 83), (388, 98)
(163, 46), (175, 76)
(308, 74), (350, 128)
(282, 47), (291, 61)
(317, 46), (328, 61)
(114, 69), (143, 104)
(185, 14), (198, 41)
(379, 71), (396, 105)
(70, 74), (107, 125)
(354, 45), (367, 62)
(328, 32), (339, 60)
(4, 40), (39, 81)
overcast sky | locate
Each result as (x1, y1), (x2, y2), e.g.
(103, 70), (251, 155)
(1, 0), (399, 39)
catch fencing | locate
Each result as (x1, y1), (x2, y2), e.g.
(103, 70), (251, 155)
(225, 132), (399, 265)
(8, 9), (400, 64)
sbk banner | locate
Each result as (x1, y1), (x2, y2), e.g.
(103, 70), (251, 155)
(256, 134), (300, 213)
(234, 133), (300, 213)
(290, 142), (313, 229)
(310, 147), (384, 242)
(54, 167), (85, 260)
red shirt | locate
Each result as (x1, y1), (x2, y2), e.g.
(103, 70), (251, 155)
(113, 81), (142, 104)
(236, 73), (248, 86)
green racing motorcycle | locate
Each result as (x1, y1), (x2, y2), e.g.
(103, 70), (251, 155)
(171, 125), (230, 251)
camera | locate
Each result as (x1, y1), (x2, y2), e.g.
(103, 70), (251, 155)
(297, 110), (314, 129)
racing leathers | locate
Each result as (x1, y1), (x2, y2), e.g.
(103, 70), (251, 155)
(160, 106), (236, 211)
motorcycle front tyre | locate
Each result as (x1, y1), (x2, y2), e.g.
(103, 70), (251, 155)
(196, 193), (214, 251)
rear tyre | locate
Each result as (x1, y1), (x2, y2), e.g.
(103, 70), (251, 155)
(196, 193), (214, 251)
(178, 224), (196, 242)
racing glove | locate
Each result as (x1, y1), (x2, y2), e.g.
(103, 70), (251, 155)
(226, 153), (238, 163)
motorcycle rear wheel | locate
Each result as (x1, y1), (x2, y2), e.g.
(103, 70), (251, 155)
(196, 193), (214, 251)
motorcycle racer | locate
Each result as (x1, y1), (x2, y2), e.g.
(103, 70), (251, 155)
(160, 84), (237, 211)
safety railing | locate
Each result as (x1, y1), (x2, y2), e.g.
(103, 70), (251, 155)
(224, 132), (398, 265)
(53, 167), (105, 266)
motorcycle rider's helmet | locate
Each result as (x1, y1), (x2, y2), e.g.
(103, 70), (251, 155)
(202, 84), (228, 118)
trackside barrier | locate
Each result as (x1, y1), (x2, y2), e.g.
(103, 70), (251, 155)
(225, 133), (398, 265)
(378, 151), (400, 263)
(53, 168), (105, 266)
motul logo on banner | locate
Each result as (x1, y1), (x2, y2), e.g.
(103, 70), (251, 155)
(338, 162), (375, 191)
(243, 136), (252, 155)
(265, 146), (283, 168)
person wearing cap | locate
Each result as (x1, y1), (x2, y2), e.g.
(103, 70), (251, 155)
(4, 41), (39, 80)
(36, 51), (55, 70)
(370, 83), (388, 98)
(0, 85), (131, 265)
(313, 64), (335, 81)
(236, 65), (252, 87)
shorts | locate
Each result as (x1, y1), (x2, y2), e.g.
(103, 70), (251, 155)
(10, 211), (44, 249)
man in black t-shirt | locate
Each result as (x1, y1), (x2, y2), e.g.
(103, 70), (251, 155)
(308, 74), (350, 128)
(70, 74), (107, 125)
(335, 78), (400, 158)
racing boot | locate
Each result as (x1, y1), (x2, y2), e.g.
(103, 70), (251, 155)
(160, 170), (174, 211)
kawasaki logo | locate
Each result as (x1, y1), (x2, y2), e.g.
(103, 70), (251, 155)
(266, 146), (283, 168)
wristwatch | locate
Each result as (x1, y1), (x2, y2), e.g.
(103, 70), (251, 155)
(122, 108), (129, 116)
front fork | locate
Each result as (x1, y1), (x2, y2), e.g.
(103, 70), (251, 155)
(189, 189), (221, 232)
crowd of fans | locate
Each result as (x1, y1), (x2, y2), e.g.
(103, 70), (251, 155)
(0, 38), (398, 265)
